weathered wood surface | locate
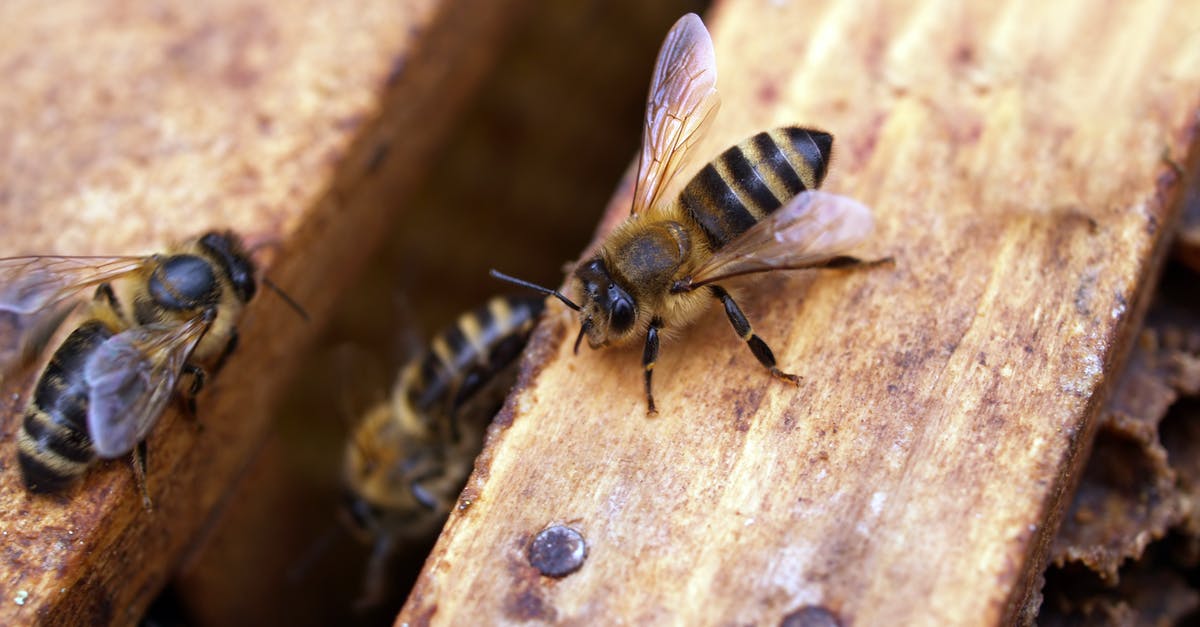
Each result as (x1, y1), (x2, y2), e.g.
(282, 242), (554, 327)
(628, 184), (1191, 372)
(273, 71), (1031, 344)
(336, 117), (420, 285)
(398, 1), (1200, 625)
(0, 0), (518, 623)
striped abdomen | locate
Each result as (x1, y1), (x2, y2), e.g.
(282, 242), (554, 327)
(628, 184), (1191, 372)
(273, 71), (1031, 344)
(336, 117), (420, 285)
(406, 295), (544, 419)
(679, 127), (832, 250)
(17, 320), (113, 492)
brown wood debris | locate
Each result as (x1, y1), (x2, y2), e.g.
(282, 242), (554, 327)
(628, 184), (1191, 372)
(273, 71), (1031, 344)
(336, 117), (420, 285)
(1040, 264), (1200, 624)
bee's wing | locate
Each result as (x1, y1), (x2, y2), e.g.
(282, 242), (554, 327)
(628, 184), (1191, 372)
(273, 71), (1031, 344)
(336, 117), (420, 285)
(83, 315), (209, 458)
(682, 191), (875, 288)
(0, 301), (80, 376)
(0, 255), (149, 315)
(630, 12), (720, 216)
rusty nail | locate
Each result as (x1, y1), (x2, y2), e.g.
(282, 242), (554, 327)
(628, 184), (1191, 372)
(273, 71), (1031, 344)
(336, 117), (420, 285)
(528, 524), (587, 578)
(780, 605), (840, 627)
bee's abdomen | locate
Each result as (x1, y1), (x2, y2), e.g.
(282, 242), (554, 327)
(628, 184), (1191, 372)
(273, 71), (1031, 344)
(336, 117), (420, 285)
(406, 295), (545, 416)
(18, 320), (111, 492)
(680, 127), (832, 250)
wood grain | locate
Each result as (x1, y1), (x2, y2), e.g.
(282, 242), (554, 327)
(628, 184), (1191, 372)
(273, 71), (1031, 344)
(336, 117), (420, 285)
(0, 0), (519, 623)
(398, 0), (1200, 625)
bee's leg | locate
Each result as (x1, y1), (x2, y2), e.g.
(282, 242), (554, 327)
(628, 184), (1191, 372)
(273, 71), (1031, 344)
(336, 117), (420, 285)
(355, 533), (396, 612)
(177, 363), (207, 422)
(642, 317), (664, 415)
(129, 441), (153, 511)
(820, 255), (895, 271)
(211, 327), (239, 374)
(710, 286), (800, 385)
(408, 466), (445, 512)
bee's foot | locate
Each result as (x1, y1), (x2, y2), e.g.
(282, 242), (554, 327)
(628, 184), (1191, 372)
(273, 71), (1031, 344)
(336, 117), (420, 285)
(772, 369), (801, 386)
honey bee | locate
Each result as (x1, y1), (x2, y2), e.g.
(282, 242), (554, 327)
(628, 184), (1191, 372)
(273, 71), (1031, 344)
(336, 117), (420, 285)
(0, 231), (288, 503)
(341, 294), (544, 607)
(492, 13), (887, 414)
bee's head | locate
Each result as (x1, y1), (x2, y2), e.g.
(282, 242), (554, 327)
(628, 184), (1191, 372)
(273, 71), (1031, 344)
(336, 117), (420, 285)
(571, 257), (638, 350)
(192, 230), (310, 321)
(198, 231), (258, 304)
(488, 266), (638, 354)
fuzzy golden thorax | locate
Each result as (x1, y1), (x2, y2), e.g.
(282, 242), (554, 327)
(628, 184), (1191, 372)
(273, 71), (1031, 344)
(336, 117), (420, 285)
(571, 208), (716, 348)
(109, 231), (258, 362)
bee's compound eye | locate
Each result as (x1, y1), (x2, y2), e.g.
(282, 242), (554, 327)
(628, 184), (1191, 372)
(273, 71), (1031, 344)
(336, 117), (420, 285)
(610, 296), (635, 332)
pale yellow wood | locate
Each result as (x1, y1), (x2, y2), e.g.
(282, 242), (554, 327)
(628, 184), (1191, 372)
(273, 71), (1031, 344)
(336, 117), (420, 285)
(0, 0), (519, 623)
(399, 0), (1200, 625)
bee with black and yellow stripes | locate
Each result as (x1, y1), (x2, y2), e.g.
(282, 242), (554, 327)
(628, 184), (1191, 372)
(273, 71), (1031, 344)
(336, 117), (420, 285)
(493, 13), (887, 414)
(341, 294), (543, 606)
(0, 232), (273, 504)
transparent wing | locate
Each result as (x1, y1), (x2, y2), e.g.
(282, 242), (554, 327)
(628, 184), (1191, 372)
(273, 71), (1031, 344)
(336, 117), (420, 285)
(682, 191), (876, 289)
(0, 255), (149, 315)
(0, 301), (79, 376)
(630, 12), (720, 216)
(83, 315), (209, 458)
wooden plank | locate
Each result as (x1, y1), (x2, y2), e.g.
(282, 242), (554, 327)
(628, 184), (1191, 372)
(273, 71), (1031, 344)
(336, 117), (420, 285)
(398, 0), (1200, 625)
(0, 0), (520, 623)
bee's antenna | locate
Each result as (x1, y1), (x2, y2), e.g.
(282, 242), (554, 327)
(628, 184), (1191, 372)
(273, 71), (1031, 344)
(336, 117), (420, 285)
(263, 277), (311, 322)
(489, 269), (581, 312)
(241, 237), (310, 321)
